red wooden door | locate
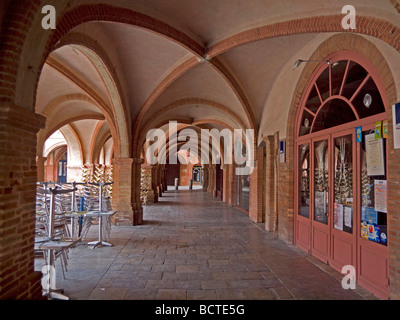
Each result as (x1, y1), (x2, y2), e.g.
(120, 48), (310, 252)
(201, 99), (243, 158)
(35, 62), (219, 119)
(330, 129), (357, 271)
(310, 135), (331, 263)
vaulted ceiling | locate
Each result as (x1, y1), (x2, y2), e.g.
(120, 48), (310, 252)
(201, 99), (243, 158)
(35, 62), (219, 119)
(34, 0), (400, 161)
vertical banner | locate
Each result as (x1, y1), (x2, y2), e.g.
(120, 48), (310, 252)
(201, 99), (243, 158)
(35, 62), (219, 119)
(356, 126), (362, 143)
(374, 121), (382, 139)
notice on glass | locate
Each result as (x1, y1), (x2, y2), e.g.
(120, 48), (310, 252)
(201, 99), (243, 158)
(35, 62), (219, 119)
(344, 206), (352, 228)
(365, 133), (385, 176)
(334, 203), (343, 231)
(374, 180), (387, 213)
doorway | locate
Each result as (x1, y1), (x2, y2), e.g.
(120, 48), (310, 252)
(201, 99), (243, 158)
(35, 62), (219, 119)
(294, 52), (389, 299)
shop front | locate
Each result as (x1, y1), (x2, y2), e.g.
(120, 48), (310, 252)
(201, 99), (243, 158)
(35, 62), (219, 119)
(294, 51), (389, 299)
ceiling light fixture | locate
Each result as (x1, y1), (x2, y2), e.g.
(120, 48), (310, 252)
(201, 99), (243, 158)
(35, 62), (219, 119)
(293, 59), (331, 70)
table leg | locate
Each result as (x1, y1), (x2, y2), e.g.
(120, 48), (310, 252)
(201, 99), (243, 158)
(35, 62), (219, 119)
(43, 249), (70, 300)
(88, 215), (112, 249)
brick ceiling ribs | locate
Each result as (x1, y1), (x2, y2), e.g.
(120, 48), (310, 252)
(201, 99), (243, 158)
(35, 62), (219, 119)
(30, 0), (400, 160)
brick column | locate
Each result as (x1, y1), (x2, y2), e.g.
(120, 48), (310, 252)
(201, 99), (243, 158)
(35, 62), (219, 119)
(36, 155), (47, 182)
(202, 166), (208, 191)
(249, 146), (265, 223)
(0, 104), (46, 299)
(112, 158), (135, 225)
(132, 158), (144, 225)
(264, 135), (276, 231)
(231, 164), (238, 207)
(151, 165), (159, 202)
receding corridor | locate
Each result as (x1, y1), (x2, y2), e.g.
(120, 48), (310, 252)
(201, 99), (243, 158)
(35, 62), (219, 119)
(37, 188), (378, 300)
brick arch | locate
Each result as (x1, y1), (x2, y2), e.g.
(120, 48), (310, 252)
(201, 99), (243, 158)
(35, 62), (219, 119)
(138, 97), (247, 148)
(155, 125), (224, 167)
(46, 145), (68, 182)
(287, 33), (397, 143)
(47, 41), (128, 159)
(207, 15), (400, 58)
(37, 113), (105, 160)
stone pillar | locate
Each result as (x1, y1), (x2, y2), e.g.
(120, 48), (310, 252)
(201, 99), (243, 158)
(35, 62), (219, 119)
(112, 158), (135, 225)
(0, 104), (46, 299)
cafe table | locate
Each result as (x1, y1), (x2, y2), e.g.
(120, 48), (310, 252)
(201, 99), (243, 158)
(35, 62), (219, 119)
(84, 210), (116, 249)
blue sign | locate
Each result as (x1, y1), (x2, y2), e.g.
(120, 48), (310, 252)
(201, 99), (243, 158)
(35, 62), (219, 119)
(361, 207), (378, 224)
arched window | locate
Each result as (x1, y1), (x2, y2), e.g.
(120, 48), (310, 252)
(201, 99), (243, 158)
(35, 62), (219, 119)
(298, 58), (386, 137)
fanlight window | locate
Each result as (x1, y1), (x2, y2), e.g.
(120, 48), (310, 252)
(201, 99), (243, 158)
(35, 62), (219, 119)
(299, 60), (385, 136)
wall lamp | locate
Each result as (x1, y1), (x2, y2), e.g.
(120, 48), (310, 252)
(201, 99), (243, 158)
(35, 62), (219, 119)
(293, 59), (331, 70)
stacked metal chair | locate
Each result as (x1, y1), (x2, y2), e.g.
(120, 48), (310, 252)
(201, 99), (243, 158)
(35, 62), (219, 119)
(80, 183), (113, 242)
(35, 183), (72, 279)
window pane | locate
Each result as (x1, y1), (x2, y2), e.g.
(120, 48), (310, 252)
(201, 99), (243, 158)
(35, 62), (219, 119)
(316, 66), (330, 101)
(331, 60), (348, 96)
(312, 99), (356, 133)
(298, 144), (310, 218)
(299, 110), (313, 136)
(352, 77), (385, 118)
(334, 135), (353, 234)
(341, 61), (368, 100)
(305, 85), (321, 114)
(314, 140), (329, 224)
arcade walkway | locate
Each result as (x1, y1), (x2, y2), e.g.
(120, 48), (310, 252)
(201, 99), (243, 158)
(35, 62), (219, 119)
(38, 188), (379, 300)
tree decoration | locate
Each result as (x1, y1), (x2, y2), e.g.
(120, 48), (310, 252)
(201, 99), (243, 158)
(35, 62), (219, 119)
(140, 168), (152, 205)
(334, 138), (353, 204)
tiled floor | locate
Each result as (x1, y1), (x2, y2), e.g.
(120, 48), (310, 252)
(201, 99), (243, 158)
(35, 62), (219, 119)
(35, 188), (379, 300)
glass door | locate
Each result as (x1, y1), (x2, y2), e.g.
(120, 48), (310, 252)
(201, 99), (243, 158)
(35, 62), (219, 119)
(311, 136), (331, 263)
(330, 130), (356, 271)
(295, 141), (311, 252)
(357, 124), (389, 298)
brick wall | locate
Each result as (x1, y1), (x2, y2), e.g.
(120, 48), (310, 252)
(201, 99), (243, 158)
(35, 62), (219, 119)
(0, 104), (45, 299)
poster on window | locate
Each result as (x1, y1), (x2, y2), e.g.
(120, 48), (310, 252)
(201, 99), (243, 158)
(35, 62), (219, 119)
(344, 206), (352, 228)
(365, 133), (385, 176)
(393, 103), (400, 149)
(334, 203), (343, 230)
(374, 180), (387, 213)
